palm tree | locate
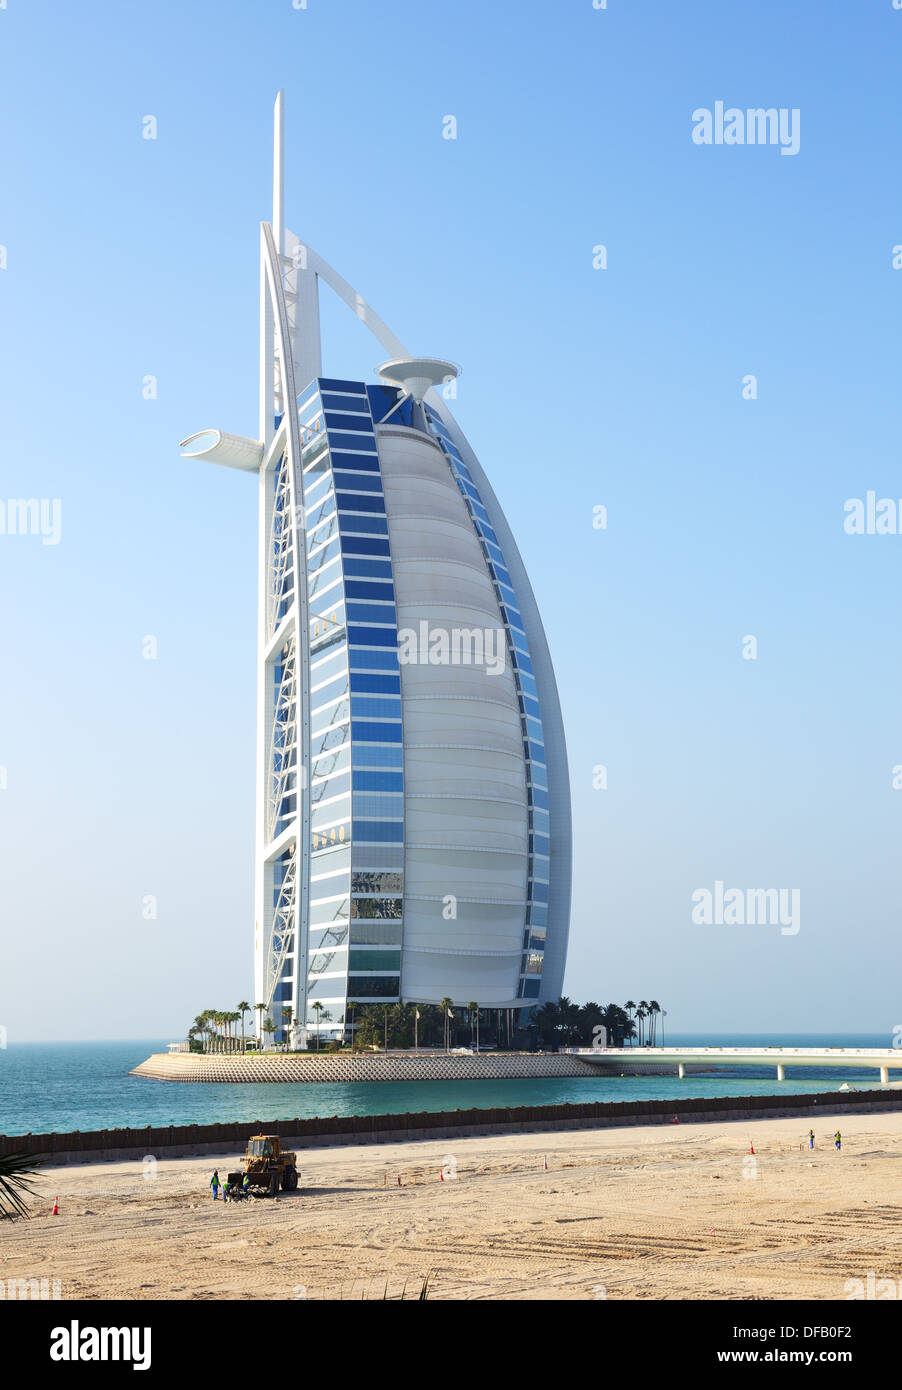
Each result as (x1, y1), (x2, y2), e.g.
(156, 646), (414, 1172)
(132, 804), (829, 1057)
(439, 997), (453, 1052)
(237, 1002), (250, 1053)
(467, 1001), (479, 1051)
(311, 1001), (324, 1049)
(578, 1001), (604, 1047)
(533, 999), (562, 1048)
(282, 1006), (293, 1051)
(624, 1001), (637, 1045)
(346, 999), (358, 1048)
(255, 1003), (265, 1047)
(550, 997), (581, 1047)
(0, 1152), (41, 1219)
(647, 1000), (661, 1046)
(599, 1004), (635, 1047)
(262, 1017), (275, 1050)
(637, 1001), (649, 1046)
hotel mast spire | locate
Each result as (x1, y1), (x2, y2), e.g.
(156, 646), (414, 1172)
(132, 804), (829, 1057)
(273, 89), (284, 258)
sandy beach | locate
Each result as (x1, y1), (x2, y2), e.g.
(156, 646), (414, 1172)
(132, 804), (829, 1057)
(4, 1109), (902, 1301)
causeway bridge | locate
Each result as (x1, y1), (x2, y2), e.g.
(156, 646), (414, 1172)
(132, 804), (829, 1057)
(563, 1046), (902, 1085)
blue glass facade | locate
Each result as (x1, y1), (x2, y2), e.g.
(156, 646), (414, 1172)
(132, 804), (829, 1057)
(296, 379), (405, 1032)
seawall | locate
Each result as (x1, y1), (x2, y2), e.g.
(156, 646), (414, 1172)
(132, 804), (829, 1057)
(4, 1089), (901, 1168)
(129, 1050), (598, 1084)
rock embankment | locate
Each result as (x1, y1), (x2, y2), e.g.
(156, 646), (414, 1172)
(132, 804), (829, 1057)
(130, 1051), (597, 1083)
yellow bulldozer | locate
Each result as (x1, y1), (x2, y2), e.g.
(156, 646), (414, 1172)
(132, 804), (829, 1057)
(228, 1135), (299, 1196)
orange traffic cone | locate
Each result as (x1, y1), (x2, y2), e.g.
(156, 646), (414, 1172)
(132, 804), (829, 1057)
(749, 1142), (755, 1155)
(51, 1197), (59, 1215)
(439, 1169), (444, 1181)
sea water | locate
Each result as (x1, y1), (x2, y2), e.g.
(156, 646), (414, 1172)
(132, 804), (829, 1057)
(0, 1034), (893, 1136)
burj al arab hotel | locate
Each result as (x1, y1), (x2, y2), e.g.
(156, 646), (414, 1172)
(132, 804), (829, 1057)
(181, 96), (571, 1043)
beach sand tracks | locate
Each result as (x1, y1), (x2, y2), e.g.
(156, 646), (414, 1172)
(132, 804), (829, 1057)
(7, 1113), (902, 1299)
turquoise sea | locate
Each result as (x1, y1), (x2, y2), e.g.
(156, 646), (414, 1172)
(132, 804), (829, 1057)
(0, 1034), (894, 1136)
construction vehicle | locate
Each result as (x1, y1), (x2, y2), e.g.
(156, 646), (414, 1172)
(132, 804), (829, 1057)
(227, 1135), (298, 1194)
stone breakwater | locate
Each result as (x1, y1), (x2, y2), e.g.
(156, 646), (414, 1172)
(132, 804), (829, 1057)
(130, 1051), (598, 1084)
(5, 1090), (902, 1169)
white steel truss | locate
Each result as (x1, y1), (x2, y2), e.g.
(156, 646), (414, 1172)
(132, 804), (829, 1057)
(264, 849), (297, 1014)
(267, 456), (295, 638)
(257, 218), (312, 1029)
(267, 634), (298, 844)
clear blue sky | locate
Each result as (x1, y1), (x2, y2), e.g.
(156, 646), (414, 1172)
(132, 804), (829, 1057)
(2, 0), (901, 1040)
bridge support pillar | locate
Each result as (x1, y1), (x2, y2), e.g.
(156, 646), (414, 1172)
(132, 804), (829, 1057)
(678, 1063), (685, 1078)
(776, 1064), (785, 1082)
(881, 1066), (889, 1084)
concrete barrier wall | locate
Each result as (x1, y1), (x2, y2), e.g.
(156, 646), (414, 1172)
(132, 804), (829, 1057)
(4, 1089), (901, 1167)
